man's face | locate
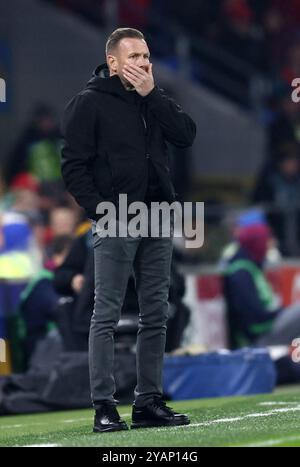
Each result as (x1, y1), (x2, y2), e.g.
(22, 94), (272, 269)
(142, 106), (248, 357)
(107, 38), (150, 89)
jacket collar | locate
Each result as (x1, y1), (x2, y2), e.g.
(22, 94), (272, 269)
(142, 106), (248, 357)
(86, 63), (140, 104)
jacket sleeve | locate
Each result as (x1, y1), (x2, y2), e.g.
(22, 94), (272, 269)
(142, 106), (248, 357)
(61, 91), (103, 221)
(143, 86), (197, 148)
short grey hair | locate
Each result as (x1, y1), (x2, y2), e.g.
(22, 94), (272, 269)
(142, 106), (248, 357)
(105, 28), (145, 55)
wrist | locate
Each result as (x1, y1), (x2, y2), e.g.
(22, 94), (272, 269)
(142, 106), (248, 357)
(141, 85), (157, 99)
(144, 84), (155, 96)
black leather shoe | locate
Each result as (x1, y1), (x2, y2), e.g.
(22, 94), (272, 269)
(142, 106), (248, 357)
(93, 403), (129, 433)
(131, 397), (190, 429)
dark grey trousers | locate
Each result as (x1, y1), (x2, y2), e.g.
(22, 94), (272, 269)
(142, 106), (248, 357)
(89, 220), (173, 409)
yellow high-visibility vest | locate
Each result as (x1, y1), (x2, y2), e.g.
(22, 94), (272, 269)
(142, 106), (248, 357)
(0, 252), (35, 280)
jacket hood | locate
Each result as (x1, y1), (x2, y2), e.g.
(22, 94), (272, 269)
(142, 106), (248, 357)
(86, 63), (139, 102)
(86, 64), (118, 92)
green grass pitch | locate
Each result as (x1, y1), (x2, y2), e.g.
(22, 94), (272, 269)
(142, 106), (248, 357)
(0, 386), (299, 447)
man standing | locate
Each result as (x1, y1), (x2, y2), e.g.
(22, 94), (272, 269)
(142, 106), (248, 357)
(61, 28), (196, 432)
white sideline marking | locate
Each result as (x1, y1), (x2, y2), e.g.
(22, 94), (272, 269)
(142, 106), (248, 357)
(156, 406), (300, 431)
(258, 402), (298, 407)
(0, 423), (44, 430)
(0, 418), (91, 429)
(244, 435), (300, 447)
(23, 443), (59, 448)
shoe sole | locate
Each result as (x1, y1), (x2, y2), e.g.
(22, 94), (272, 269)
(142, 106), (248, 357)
(131, 418), (190, 429)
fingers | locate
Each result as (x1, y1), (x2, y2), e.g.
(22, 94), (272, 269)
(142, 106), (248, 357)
(123, 69), (140, 86)
(122, 63), (154, 95)
(124, 64), (147, 79)
(123, 66), (140, 80)
(124, 75), (137, 88)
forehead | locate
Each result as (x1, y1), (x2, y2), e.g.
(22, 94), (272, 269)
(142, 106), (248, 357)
(117, 38), (149, 55)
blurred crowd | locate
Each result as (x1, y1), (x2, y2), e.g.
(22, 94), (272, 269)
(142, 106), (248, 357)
(44, 1), (300, 82)
(2, 0), (300, 377)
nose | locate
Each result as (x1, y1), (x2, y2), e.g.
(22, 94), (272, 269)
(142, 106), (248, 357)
(136, 57), (147, 68)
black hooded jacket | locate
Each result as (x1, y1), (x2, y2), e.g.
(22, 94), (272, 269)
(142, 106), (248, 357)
(61, 64), (196, 221)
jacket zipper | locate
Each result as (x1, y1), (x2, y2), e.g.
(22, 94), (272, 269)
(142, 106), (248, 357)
(141, 113), (150, 160)
(141, 114), (147, 131)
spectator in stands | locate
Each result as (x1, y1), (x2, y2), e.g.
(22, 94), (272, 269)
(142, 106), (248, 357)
(221, 210), (300, 348)
(19, 235), (73, 366)
(8, 173), (41, 223)
(0, 212), (44, 371)
(266, 0), (300, 35)
(36, 180), (80, 238)
(0, 211), (41, 281)
(268, 89), (300, 157)
(252, 141), (300, 253)
(2, 174), (78, 263)
(5, 104), (62, 185)
(262, 3), (293, 69)
(253, 141), (300, 205)
(217, 0), (268, 71)
(281, 40), (300, 86)
(53, 228), (95, 350)
(49, 206), (79, 238)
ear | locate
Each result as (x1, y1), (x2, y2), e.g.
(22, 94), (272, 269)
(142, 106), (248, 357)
(107, 54), (118, 74)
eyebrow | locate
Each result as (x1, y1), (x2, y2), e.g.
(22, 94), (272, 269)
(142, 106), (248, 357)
(128, 52), (150, 57)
